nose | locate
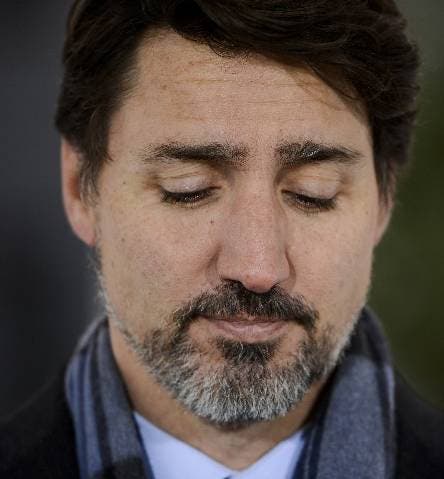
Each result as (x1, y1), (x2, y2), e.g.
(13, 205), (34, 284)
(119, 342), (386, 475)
(215, 191), (291, 293)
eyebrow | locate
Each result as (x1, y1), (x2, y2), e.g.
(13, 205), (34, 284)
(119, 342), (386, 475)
(138, 142), (248, 169)
(276, 140), (363, 169)
(137, 139), (363, 170)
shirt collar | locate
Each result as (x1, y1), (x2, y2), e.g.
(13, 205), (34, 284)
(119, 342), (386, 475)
(134, 411), (306, 479)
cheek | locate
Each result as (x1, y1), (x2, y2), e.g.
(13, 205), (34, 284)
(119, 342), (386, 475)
(291, 209), (378, 318)
(98, 202), (218, 322)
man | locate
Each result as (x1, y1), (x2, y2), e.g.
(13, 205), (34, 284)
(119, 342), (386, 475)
(1, 0), (443, 477)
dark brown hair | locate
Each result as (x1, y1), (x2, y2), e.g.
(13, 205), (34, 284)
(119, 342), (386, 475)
(55, 0), (420, 200)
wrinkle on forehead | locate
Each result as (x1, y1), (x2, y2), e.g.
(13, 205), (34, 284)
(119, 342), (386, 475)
(134, 29), (365, 120)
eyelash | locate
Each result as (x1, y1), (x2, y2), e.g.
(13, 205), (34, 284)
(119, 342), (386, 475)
(161, 188), (215, 207)
(283, 191), (337, 214)
(161, 188), (337, 213)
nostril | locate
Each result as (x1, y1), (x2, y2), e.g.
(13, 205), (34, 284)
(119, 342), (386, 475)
(227, 268), (286, 294)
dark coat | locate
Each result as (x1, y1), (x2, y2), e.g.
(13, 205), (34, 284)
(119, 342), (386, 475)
(1, 369), (443, 478)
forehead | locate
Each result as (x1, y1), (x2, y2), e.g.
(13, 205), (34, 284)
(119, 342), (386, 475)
(110, 30), (371, 161)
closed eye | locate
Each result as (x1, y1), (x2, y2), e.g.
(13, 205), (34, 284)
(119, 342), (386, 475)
(283, 191), (337, 214)
(161, 187), (217, 207)
(160, 187), (336, 213)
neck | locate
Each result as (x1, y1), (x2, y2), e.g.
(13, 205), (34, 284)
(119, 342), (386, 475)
(110, 323), (327, 471)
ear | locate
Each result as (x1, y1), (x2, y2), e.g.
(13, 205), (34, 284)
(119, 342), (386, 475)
(61, 139), (97, 246)
(374, 196), (394, 246)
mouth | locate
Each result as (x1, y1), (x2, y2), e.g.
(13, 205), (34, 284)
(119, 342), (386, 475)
(199, 315), (287, 342)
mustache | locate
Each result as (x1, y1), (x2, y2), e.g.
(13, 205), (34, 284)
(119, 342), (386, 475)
(172, 282), (318, 332)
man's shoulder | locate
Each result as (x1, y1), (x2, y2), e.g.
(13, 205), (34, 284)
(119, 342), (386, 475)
(0, 371), (79, 479)
(395, 372), (444, 478)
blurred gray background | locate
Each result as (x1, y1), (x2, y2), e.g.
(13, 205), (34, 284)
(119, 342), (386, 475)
(0, 1), (443, 416)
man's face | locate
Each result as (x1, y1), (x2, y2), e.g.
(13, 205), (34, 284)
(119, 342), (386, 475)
(71, 31), (389, 426)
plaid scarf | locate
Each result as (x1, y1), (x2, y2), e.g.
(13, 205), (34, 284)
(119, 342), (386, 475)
(65, 309), (396, 479)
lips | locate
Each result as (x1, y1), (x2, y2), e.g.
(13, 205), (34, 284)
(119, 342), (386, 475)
(201, 315), (287, 342)
(210, 313), (283, 322)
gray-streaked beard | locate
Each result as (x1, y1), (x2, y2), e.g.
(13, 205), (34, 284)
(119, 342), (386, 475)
(107, 309), (343, 429)
(95, 260), (352, 428)
(123, 325), (337, 429)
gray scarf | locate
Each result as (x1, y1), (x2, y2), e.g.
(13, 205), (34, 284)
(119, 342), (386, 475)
(65, 309), (396, 479)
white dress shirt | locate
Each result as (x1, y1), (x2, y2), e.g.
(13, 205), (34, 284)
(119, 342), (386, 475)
(134, 412), (305, 479)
